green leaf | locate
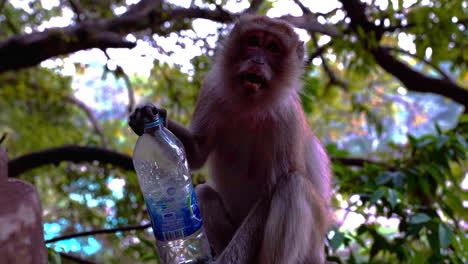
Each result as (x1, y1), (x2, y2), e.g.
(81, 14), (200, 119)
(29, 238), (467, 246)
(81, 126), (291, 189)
(439, 223), (453, 248)
(416, 138), (434, 148)
(436, 135), (449, 149)
(409, 213), (431, 224)
(370, 188), (386, 204)
(330, 231), (345, 251)
(387, 189), (398, 209)
(456, 134), (467, 149)
(376, 172), (392, 185)
(435, 123), (443, 135)
(392, 172), (406, 190)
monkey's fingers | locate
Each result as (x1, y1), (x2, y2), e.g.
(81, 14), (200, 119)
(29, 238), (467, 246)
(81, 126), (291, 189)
(128, 113), (144, 136)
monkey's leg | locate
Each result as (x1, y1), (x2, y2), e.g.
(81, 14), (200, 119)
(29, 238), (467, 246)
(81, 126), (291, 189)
(195, 184), (237, 256)
(259, 173), (329, 264)
(211, 192), (271, 264)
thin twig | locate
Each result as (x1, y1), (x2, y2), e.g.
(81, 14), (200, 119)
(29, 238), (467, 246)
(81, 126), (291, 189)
(292, 0), (311, 15)
(68, 0), (86, 22)
(65, 96), (108, 148)
(59, 252), (97, 264)
(46, 223), (152, 243)
(306, 41), (332, 66)
(102, 50), (136, 114)
(245, 0), (265, 14)
(317, 8), (341, 18)
(0, 133), (7, 145)
(311, 33), (348, 89)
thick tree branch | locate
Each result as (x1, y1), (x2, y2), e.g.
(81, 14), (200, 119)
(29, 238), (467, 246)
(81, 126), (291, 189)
(46, 223), (151, 243)
(338, 0), (468, 110)
(0, 25), (135, 72)
(8, 145), (386, 177)
(0, 0), (349, 73)
(8, 145), (133, 177)
(372, 47), (467, 109)
(0, 4), (235, 73)
(385, 46), (452, 81)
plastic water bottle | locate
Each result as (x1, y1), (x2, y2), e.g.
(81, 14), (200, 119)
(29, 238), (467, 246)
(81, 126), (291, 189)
(132, 112), (211, 264)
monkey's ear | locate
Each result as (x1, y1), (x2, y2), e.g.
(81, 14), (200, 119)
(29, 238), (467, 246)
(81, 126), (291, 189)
(297, 41), (305, 61)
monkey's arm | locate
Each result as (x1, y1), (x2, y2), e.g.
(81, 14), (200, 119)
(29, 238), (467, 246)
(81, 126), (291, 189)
(166, 119), (209, 170)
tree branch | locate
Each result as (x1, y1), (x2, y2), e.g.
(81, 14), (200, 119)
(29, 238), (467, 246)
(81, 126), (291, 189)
(310, 34), (348, 89)
(332, 157), (393, 170)
(59, 252), (96, 264)
(102, 50), (136, 114)
(0, 5), (235, 73)
(65, 96), (109, 147)
(245, 0), (265, 14)
(0, 133), (7, 145)
(46, 223), (151, 243)
(7, 145), (391, 178)
(0, 25), (135, 72)
(371, 47), (467, 109)
(292, 0), (311, 15)
(280, 15), (339, 37)
(338, 0), (468, 110)
(68, 0), (87, 22)
(384, 46), (452, 81)
(305, 41), (332, 66)
(8, 145), (133, 177)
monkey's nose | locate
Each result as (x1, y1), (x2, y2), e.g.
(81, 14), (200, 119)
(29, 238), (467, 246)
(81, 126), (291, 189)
(251, 54), (265, 64)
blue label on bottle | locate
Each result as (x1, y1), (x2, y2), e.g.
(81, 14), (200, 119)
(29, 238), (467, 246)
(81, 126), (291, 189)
(146, 186), (202, 241)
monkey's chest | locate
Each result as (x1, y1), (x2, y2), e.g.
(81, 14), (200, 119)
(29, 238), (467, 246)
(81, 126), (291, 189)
(209, 134), (286, 224)
(212, 133), (281, 180)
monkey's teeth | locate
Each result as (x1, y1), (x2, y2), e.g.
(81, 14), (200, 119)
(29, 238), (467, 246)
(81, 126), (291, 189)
(245, 81), (260, 90)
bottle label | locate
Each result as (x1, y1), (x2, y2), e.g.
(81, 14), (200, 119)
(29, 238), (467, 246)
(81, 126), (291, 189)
(146, 186), (202, 241)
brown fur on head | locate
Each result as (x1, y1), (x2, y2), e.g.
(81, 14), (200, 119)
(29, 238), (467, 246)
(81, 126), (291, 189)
(215, 15), (305, 108)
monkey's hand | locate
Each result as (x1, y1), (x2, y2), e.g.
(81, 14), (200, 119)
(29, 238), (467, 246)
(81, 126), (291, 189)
(128, 103), (168, 136)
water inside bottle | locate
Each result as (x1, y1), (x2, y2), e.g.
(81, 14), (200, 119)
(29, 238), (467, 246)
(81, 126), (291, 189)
(133, 135), (210, 264)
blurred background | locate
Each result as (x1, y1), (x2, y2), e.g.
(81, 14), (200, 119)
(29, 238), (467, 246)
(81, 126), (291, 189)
(0, 0), (466, 263)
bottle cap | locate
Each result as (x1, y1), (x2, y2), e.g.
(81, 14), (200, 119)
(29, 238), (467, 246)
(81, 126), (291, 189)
(144, 118), (164, 129)
(143, 112), (164, 129)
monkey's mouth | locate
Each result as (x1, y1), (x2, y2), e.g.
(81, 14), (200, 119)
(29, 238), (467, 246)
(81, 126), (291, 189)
(241, 73), (266, 93)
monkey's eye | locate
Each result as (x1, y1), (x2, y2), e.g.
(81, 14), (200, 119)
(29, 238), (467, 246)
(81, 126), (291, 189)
(266, 41), (280, 54)
(246, 36), (260, 48)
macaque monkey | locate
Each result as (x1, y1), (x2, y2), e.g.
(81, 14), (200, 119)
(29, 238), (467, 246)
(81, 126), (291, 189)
(130, 14), (332, 264)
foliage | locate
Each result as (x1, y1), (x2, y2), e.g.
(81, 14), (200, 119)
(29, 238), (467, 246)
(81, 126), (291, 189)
(0, 0), (466, 263)
(327, 122), (467, 263)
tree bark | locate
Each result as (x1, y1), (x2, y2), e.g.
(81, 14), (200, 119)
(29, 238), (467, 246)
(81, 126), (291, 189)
(8, 145), (385, 178)
(8, 145), (133, 177)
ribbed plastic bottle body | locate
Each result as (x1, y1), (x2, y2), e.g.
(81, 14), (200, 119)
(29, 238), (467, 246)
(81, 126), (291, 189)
(133, 126), (210, 264)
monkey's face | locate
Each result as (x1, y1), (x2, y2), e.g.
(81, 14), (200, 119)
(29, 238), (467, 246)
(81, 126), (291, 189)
(235, 31), (286, 99)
